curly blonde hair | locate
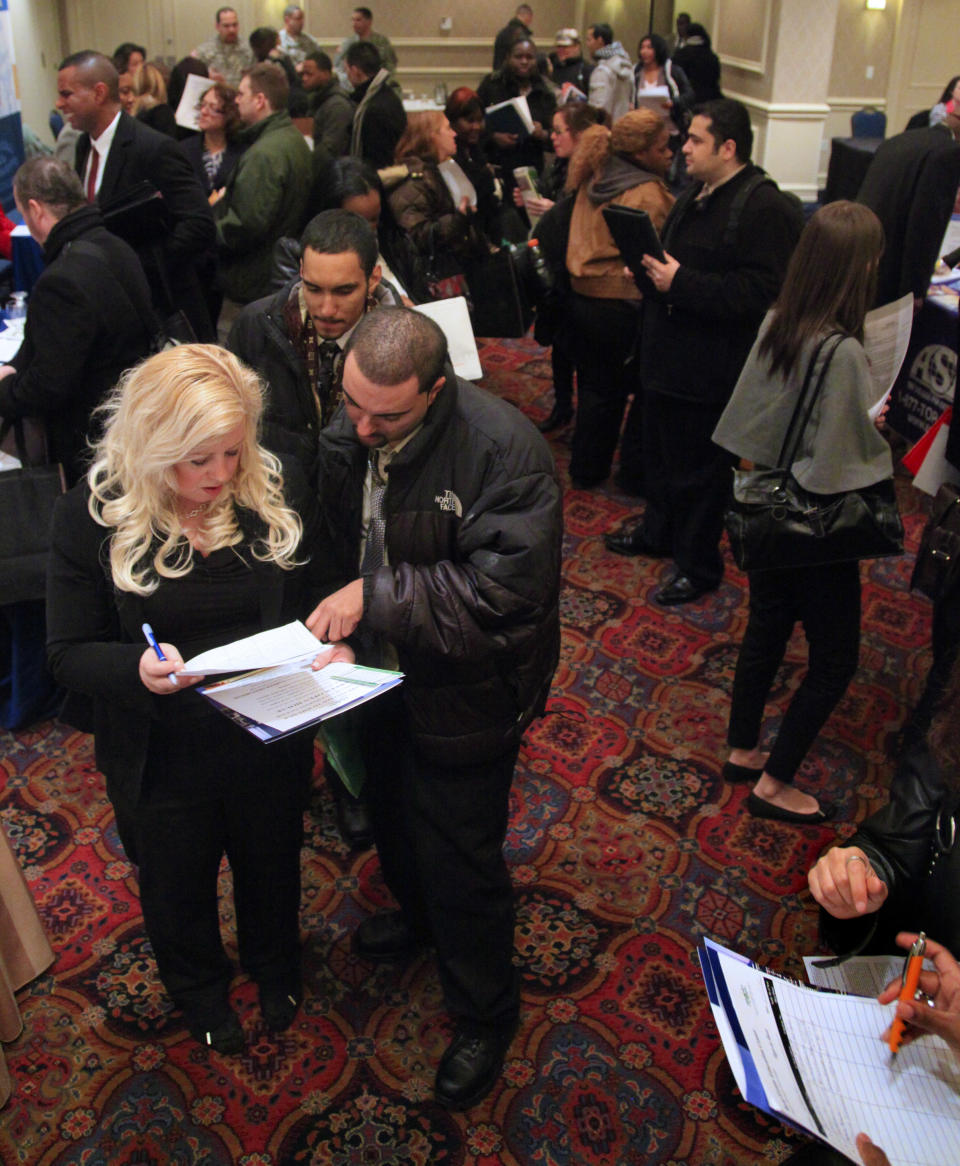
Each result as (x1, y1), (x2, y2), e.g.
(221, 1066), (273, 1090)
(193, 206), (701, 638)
(566, 108), (666, 191)
(88, 345), (302, 596)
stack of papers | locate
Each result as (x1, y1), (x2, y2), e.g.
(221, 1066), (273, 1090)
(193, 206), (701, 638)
(171, 621), (403, 741)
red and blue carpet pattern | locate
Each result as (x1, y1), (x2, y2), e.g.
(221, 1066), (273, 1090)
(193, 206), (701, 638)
(0, 335), (932, 1165)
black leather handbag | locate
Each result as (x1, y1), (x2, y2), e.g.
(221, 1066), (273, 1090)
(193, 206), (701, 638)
(724, 332), (904, 572)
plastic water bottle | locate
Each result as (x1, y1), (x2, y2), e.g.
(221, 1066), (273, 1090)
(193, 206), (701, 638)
(6, 292), (27, 320)
(526, 239), (554, 293)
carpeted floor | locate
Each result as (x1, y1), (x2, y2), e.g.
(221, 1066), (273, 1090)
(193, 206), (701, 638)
(0, 334), (933, 1165)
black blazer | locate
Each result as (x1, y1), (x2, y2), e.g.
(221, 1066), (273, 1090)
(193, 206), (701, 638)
(857, 125), (960, 305)
(180, 133), (244, 196)
(0, 205), (154, 485)
(46, 469), (319, 804)
(76, 111), (217, 339)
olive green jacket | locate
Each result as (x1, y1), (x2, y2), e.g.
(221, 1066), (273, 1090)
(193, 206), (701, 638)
(215, 110), (312, 304)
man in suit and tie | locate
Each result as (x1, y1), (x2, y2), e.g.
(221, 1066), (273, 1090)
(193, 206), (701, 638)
(0, 158), (154, 486)
(56, 50), (216, 341)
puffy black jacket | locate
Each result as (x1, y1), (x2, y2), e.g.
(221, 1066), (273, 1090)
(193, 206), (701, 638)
(314, 369), (563, 764)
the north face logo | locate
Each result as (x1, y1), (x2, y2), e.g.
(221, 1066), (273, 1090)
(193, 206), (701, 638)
(435, 490), (462, 516)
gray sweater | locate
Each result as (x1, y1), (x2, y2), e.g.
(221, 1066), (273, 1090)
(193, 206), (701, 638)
(712, 317), (893, 494)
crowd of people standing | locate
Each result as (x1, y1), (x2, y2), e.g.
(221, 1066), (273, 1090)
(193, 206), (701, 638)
(6, 6), (960, 1156)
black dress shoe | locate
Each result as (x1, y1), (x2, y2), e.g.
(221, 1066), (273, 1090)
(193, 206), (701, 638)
(538, 405), (573, 433)
(334, 790), (374, 850)
(259, 984), (300, 1032)
(354, 910), (423, 962)
(434, 1027), (515, 1110)
(186, 1009), (245, 1055)
(655, 573), (717, 606)
(603, 525), (668, 557)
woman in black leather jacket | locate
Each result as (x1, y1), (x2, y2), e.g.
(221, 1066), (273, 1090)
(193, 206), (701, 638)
(808, 655), (960, 957)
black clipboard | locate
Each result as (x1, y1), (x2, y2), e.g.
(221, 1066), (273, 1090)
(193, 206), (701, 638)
(602, 204), (666, 272)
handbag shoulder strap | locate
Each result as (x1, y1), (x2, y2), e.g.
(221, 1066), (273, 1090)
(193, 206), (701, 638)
(775, 330), (847, 474)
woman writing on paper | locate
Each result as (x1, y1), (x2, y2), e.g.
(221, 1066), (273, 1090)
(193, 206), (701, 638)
(46, 345), (346, 1055)
(713, 201), (894, 824)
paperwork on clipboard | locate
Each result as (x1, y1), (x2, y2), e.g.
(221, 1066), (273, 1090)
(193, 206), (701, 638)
(700, 937), (960, 1165)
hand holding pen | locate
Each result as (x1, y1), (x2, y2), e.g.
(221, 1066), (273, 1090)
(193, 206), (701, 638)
(878, 931), (960, 1058)
(139, 623), (203, 694)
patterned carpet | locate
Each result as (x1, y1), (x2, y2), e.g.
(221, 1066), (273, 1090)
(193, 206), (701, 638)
(0, 335), (933, 1165)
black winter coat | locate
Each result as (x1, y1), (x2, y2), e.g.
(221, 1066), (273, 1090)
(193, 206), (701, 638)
(640, 164), (802, 405)
(0, 205), (154, 485)
(76, 111), (216, 340)
(857, 126), (960, 305)
(477, 71), (557, 179)
(314, 370), (563, 764)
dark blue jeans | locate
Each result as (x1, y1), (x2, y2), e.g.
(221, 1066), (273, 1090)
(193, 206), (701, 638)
(727, 560), (861, 783)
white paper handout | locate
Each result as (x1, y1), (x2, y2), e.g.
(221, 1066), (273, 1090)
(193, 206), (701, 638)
(199, 659), (404, 740)
(175, 73), (214, 131)
(863, 293), (914, 419)
(702, 938), (960, 1166)
(177, 620), (322, 677)
(804, 954), (936, 997)
(415, 297), (482, 381)
(0, 318), (24, 363)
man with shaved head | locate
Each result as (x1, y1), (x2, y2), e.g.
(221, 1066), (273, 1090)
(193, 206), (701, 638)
(56, 50), (216, 340)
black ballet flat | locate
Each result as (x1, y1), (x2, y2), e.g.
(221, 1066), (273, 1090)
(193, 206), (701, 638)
(746, 793), (834, 825)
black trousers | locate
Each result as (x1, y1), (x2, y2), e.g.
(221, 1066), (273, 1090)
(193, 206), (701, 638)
(727, 561), (861, 783)
(126, 730), (310, 1019)
(639, 391), (734, 587)
(363, 690), (520, 1036)
(568, 293), (642, 485)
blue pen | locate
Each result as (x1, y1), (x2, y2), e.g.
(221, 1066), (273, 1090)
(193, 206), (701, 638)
(142, 622), (179, 687)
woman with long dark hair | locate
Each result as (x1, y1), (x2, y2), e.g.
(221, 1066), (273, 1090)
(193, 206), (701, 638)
(931, 75), (960, 126)
(714, 201), (895, 823)
(634, 34), (693, 137)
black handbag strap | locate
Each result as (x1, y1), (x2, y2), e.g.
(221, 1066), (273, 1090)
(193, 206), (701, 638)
(774, 331), (847, 480)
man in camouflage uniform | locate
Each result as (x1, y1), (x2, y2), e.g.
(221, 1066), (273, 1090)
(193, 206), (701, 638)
(278, 5), (317, 66)
(334, 7), (397, 92)
(193, 7), (255, 86)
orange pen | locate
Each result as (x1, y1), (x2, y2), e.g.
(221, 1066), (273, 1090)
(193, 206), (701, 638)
(888, 932), (926, 1058)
